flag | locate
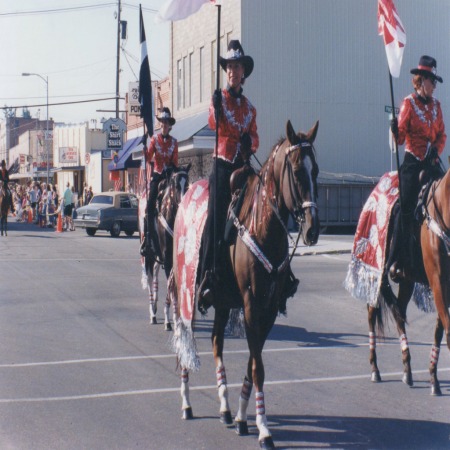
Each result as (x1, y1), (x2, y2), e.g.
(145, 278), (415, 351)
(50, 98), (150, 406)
(378, 0), (406, 78)
(139, 5), (153, 136)
(155, 0), (218, 23)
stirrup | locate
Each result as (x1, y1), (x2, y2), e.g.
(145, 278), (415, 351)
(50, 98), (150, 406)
(389, 262), (404, 283)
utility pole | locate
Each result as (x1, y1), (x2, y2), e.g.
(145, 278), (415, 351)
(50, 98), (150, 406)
(115, 0), (121, 119)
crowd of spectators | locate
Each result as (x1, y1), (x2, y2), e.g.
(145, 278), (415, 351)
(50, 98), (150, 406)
(9, 180), (94, 230)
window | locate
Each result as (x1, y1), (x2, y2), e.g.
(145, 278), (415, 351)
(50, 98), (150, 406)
(188, 52), (192, 107)
(183, 56), (187, 109)
(176, 60), (181, 111)
(120, 196), (131, 208)
(199, 46), (204, 103)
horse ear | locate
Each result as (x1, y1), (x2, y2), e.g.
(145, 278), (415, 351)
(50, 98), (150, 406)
(306, 120), (319, 144)
(286, 120), (296, 144)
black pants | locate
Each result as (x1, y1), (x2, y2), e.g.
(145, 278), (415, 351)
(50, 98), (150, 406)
(200, 158), (243, 279)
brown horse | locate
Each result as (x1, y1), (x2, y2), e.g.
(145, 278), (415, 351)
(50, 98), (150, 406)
(420, 168), (450, 395)
(170, 120), (319, 449)
(347, 169), (449, 396)
(140, 165), (190, 329)
(0, 181), (10, 236)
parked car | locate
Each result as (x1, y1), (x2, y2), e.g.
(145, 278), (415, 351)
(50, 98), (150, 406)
(74, 191), (139, 237)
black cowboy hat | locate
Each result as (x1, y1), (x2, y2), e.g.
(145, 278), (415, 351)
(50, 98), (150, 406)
(156, 107), (176, 126)
(410, 55), (443, 83)
(219, 40), (254, 79)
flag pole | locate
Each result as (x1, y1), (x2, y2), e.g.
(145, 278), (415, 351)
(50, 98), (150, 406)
(388, 71), (404, 222)
(142, 127), (150, 244)
(213, 2), (221, 275)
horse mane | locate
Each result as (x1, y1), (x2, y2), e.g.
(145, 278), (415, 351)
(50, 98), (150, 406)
(239, 137), (285, 226)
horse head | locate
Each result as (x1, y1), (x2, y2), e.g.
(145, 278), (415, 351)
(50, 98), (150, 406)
(273, 120), (320, 246)
(170, 163), (191, 204)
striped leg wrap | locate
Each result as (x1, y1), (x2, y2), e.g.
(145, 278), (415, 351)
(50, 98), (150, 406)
(216, 365), (227, 387)
(369, 332), (376, 350)
(255, 391), (265, 416)
(240, 376), (253, 401)
(181, 368), (189, 384)
(399, 334), (409, 351)
(430, 345), (440, 366)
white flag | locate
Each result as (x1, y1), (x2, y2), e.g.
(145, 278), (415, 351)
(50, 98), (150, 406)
(155, 0), (218, 23)
(378, 0), (406, 78)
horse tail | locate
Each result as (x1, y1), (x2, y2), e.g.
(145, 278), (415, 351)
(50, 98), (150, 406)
(376, 271), (403, 337)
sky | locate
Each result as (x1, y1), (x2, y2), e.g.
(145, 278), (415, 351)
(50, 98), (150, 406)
(0, 0), (169, 125)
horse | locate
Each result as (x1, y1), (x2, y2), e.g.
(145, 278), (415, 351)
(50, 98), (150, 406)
(169, 120), (319, 449)
(140, 164), (190, 330)
(345, 169), (449, 396)
(0, 181), (10, 236)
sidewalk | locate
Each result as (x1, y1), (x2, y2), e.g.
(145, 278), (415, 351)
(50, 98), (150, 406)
(291, 233), (354, 256)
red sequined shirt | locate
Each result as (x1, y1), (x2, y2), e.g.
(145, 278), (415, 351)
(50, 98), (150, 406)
(208, 87), (259, 163)
(146, 133), (178, 175)
(397, 93), (446, 161)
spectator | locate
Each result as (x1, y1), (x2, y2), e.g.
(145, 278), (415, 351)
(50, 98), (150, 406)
(86, 186), (93, 204)
(63, 182), (72, 231)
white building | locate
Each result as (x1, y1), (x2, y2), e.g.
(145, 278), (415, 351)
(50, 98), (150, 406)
(167, 0), (450, 227)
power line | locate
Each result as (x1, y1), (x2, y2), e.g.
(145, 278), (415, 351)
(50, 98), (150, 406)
(1, 97), (125, 110)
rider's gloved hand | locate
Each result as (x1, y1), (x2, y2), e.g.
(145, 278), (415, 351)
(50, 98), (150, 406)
(240, 132), (252, 161)
(390, 117), (399, 141)
(429, 146), (439, 164)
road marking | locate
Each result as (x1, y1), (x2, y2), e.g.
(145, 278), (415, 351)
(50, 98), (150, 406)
(0, 341), (436, 368)
(0, 368), (448, 404)
(0, 258), (139, 262)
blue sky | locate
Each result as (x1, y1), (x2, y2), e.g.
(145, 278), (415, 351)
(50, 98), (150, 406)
(0, 0), (169, 124)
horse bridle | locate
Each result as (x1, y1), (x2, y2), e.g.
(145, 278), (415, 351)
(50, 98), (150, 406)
(283, 140), (319, 222)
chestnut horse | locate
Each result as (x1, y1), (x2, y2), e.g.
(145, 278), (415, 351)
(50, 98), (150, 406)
(170, 121), (319, 449)
(348, 169), (449, 396)
(141, 165), (190, 329)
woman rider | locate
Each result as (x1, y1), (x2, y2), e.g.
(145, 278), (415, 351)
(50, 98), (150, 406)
(389, 55), (446, 280)
(0, 159), (15, 213)
(144, 107), (178, 260)
(198, 39), (298, 312)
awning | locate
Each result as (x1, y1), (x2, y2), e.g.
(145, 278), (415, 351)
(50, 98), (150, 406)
(170, 110), (209, 142)
(108, 136), (144, 171)
(8, 158), (20, 175)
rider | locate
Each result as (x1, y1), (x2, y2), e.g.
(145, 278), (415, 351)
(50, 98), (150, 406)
(0, 159), (15, 214)
(389, 55), (446, 281)
(198, 39), (298, 312)
(144, 107), (178, 260)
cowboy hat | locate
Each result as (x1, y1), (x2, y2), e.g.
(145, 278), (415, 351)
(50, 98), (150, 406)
(410, 55), (443, 83)
(219, 40), (254, 79)
(156, 107), (176, 126)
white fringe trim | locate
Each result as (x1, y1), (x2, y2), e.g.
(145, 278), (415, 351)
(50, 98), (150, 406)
(225, 308), (246, 338)
(171, 318), (200, 372)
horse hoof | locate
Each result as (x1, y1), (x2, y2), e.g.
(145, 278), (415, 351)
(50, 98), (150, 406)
(220, 410), (233, 425)
(371, 370), (381, 383)
(402, 372), (413, 387)
(150, 317), (157, 325)
(165, 322), (172, 331)
(259, 436), (275, 449)
(182, 407), (193, 420)
(431, 383), (442, 396)
(235, 420), (249, 436)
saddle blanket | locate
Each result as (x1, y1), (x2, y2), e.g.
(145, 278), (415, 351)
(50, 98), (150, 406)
(344, 172), (399, 307)
(174, 179), (209, 324)
(344, 171), (434, 312)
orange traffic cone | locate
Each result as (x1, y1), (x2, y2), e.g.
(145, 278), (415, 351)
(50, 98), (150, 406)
(28, 208), (33, 223)
(56, 212), (63, 233)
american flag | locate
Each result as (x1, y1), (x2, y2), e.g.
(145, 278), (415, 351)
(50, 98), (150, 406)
(137, 156), (152, 198)
(114, 178), (123, 192)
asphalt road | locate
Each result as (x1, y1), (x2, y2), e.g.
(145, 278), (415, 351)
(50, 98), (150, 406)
(0, 220), (449, 450)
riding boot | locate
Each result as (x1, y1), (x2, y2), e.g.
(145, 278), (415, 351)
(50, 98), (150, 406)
(279, 266), (299, 314)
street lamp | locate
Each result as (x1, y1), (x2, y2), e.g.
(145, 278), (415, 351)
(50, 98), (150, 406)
(22, 72), (49, 184)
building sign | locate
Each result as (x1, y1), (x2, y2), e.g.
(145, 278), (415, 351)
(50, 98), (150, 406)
(102, 118), (126, 151)
(59, 147), (79, 164)
(20, 154), (26, 165)
(128, 82), (140, 116)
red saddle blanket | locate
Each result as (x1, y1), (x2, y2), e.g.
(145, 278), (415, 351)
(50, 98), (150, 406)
(173, 179), (209, 324)
(344, 171), (434, 312)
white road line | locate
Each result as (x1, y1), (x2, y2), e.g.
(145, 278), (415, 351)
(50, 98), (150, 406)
(0, 258), (139, 262)
(0, 342), (434, 368)
(0, 368), (448, 404)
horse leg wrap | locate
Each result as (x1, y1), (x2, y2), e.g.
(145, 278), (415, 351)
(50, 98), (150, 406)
(430, 345), (440, 367)
(256, 395), (271, 440)
(369, 332), (376, 350)
(255, 391), (266, 416)
(181, 369), (191, 410)
(235, 377), (253, 422)
(399, 334), (409, 351)
(216, 365), (230, 413)
(216, 364), (227, 387)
